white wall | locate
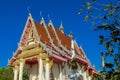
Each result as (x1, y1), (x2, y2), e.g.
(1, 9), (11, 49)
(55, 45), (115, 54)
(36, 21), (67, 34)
(29, 64), (38, 80)
(52, 63), (60, 80)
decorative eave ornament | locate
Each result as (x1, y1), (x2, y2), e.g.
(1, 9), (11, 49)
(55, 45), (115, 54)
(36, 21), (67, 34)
(59, 21), (64, 33)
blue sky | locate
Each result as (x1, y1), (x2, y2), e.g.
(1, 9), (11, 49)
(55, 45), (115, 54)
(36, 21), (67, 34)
(0, 0), (102, 70)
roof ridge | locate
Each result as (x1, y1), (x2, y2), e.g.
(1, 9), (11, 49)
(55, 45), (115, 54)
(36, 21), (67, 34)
(49, 21), (61, 46)
(40, 19), (53, 46)
(74, 41), (81, 55)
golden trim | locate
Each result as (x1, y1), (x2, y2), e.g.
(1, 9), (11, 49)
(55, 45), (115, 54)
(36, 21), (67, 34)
(90, 74), (93, 80)
(13, 60), (20, 66)
(17, 47), (42, 59)
(49, 60), (53, 69)
(23, 43), (39, 51)
(13, 65), (19, 70)
(46, 57), (50, 62)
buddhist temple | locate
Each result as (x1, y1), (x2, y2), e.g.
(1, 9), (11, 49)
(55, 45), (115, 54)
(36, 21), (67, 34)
(8, 13), (99, 80)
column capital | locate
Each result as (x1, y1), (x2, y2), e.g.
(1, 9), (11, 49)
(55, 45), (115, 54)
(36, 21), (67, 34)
(14, 65), (19, 70)
(19, 58), (25, 63)
(46, 57), (50, 62)
(37, 54), (43, 63)
(38, 53), (43, 58)
(19, 58), (25, 66)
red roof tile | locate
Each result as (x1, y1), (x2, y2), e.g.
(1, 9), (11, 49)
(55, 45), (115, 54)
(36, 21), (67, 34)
(34, 21), (51, 46)
(34, 21), (71, 50)
(47, 25), (59, 47)
(54, 27), (71, 50)
(79, 48), (85, 58)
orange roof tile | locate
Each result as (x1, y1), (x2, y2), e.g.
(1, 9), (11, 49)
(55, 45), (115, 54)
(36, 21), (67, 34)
(34, 21), (86, 60)
(74, 44), (79, 55)
(54, 27), (71, 50)
(34, 21), (51, 46)
(34, 21), (71, 50)
(47, 25), (59, 47)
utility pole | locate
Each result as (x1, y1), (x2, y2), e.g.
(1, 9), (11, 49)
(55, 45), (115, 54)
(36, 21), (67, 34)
(101, 52), (106, 80)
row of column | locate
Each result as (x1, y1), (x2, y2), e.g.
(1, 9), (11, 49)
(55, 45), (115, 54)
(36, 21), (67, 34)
(13, 59), (24, 80)
(13, 58), (93, 80)
(38, 57), (50, 80)
(13, 56), (50, 80)
(83, 69), (94, 80)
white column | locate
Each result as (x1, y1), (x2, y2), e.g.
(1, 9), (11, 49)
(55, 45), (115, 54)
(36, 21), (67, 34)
(14, 66), (18, 80)
(59, 64), (63, 80)
(38, 57), (43, 80)
(45, 58), (49, 80)
(64, 63), (68, 80)
(88, 75), (91, 80)
(83, 69), (87, 80)
(19, 59), (24, 80)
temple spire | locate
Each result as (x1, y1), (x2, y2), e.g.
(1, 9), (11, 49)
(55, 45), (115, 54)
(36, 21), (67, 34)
(40, 16), (45, 25)
(59, 21), (64, 33)
(48, 19), (53, 27)
(69, 32), (73, 39)
(39, 11), (46, 25)
(48, 14), (54, 27)
(40, 11), (42, 18)
(27, 6), (32, 17)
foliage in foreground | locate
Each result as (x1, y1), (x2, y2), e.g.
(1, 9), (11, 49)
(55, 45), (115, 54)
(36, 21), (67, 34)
(0, 67), (13, 80)
(79, 0), (120, 79)
(0, 67), (29, 80)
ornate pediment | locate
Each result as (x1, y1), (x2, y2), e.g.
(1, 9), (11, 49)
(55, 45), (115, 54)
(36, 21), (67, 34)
(19, 18), (39, 48)
(26, 26), (37, 46)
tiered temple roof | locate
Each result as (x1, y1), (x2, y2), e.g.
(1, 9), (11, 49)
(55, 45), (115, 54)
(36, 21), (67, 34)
(8, 13), (98, 75)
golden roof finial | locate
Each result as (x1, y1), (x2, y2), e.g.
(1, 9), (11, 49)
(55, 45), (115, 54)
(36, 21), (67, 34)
(27, 6), (32, 16)
(40, 11), (43, 19)
(69, 32), (73, 39)
(48, 14), (50, 21)
(59, 21), (64, 33)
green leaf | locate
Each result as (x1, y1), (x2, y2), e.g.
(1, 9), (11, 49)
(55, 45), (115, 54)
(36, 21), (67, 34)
(105, 62), (114, 68)
(99, 39), (103, 45)
(84, 15), (89, 22)
(104, 4), (112, 10)
(109, 48), (114, 53)
(92, 0), (96, 2)
(87, 2), (91, 10)
(103, 15), (107, 19)
(99, 35), (104, 39)
(78, 9), (82, 15)
(97, 25), (105, 29)
(113, 38), (120, 42)
(109, 10), (114, 16)
(105, 42), (110, 49)
(111, 30), (120, 37)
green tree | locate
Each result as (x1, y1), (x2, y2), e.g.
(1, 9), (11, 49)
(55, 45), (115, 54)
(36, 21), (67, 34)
(23, 70), (29, 80)
(79, 0), (120, 79)
(0, 67), (13, 80)
(0, 67), (29, 80)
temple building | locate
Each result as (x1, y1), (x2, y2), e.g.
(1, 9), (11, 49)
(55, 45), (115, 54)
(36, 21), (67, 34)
(8, 13), (99, 80)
